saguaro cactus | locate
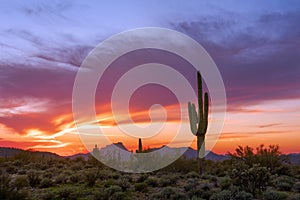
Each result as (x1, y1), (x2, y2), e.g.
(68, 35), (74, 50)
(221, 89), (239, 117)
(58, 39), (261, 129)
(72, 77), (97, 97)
(188, 71), (209, 175)
(136, 138), (143, 153)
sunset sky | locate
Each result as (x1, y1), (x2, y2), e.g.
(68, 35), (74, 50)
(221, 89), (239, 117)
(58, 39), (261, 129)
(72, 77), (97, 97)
(1, 0), (300, 156)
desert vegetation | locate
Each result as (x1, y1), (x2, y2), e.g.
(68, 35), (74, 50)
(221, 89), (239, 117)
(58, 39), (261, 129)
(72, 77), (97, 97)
(0, 145), (299, 200)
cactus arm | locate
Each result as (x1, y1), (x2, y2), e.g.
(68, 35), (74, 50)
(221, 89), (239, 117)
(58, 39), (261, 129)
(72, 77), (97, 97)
(203, 92), (209, 133)
(191, 103), (198, 124)
(188, 102), (198, 135)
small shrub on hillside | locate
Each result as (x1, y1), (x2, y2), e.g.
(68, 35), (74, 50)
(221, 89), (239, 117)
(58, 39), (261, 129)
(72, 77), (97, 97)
(293, 181), (300, 192)
(27, 170), (41, 187)
(235, 191), (253, 200)
(110, 192), (130, 200)
(84, 169), (99, 187)
(158, 177), (173, 187)
(136, 173), (148, 183)
(10, 175), (29, 190)
(6, 165), (17, 174)
(40, 177), (53, 188)
(55, 174), (68, 184)
(263, 190), (288, 200)
(104, 185), (122, 197)
(219, 176), (232, 190)
(57, 187), (77, 200)
(70, 173), (84, 184)
(186, 171), (199, 178)
(273, 176), (295, 191)
(116, 178), (131, 191)
(289, 194), (300, 200)
(145, 177), (159, 187)
(150, 187), (186, 200)
(210, 190), (233, 200)
(102, 178), (116, 188)
(134, 182), (148, 192)
(229, 163), (270, 194)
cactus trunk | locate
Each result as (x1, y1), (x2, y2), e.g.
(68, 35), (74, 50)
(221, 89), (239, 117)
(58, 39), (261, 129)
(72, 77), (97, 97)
(138, 138), (142, 153)
(188, 71), (209, 175)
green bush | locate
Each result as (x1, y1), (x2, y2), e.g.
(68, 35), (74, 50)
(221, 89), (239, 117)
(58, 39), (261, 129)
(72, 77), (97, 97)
(70, 173), (84, 184)
(40, 177), (53, 188)
(136, 173), (148, 183)
(229, 163), (270, 194)
(57, 187), (77, 200)
(55, 174), (68, 184)
(293, 181), (300, 192)
(84, 169), (99, 187)
(27, 170), (41, 187)
(116, 178), (131, 191)
(150, 187), (186, 200)
(10, 175), (29, 190)
(263, 190), (288, 200)
(134, 182), (148, 192)
(210, 190), (232, 200)
(110, 191), (130, 200)
(289, 194), (300, 200)
(145, 177), (159, 187)
(273, 176), (295, 191)
(235, 191), (253, 200)
(186, 171), (199, 178)
(104, 185), (122, 196)
(219, 176), (232, 190)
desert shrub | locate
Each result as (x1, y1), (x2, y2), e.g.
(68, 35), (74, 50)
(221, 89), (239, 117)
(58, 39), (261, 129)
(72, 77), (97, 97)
(150, 187), (186, 200)
(163, 156), (197, 173)
(158, 178), (172, 187)
(235, 191), (253, 200)
(39, 192), (53, 200)
(57, 187), (77, 200)
(116, 178), (131, 191)
(40, 177), (53, 188)
(6, 165), (17, 174)
(136, 173), (148, 183)
(70, 164), (83, 171)
(229, 163), (270, 194)
(27, 170), (41, 187)
(84, 169), (99, 187)
(160, 187), (186, 199)
(98, 169), (111, 180)
(145, 177), (159, 187)
(43, 171), (54, 179)
(110, 191), (130, 200)
(186, 171), (199, 178)
(293, 181), (300, 192)
(70, 173), (83, 184)
(134, 182), (148, 192)
(263, 190), (288, 200)
(219, 176), (232, 190)
(91, 188), (108, 200)
(17, 169), (27, 175)
(10, 175), (29, 190)
(210, 190), (233, 200)
(0, 170), (28, 199)
(102, 179), (116, 188)
(229, 145), (286, 174)
(55, 174), (68, 184)
(105, 185), (122, 196)
(273, 176), (295, 191)
(109, 172), (120, 180)
(289, 194), (300, 200)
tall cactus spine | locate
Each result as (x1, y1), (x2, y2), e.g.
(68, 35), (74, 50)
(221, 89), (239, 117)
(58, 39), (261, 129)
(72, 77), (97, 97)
(188, 71), (209, 175)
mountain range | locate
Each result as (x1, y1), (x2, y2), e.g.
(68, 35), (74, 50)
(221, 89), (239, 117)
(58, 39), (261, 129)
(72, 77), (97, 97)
(0, 143), (299, 164)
